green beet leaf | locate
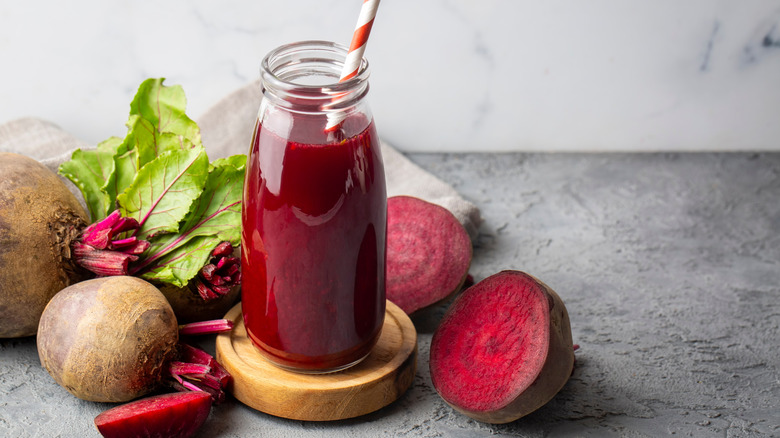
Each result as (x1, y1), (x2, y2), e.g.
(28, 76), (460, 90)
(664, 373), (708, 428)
(58, 136), (122, 222)
(105, 119), (153, 211)
(131, 155), (245, 285)
(176, 154), (246, 244)
(117, 146), (209, 240)
(140, 235), (224, 287)
(107, 78), (202, 204)
(130, 78), (201, 148)
(107, 115), (200, 206)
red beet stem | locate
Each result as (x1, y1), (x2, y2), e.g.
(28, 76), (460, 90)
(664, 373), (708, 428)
(72, 243), (137, 276)
(80, 210), (122, 247)
(211, 241), (233, 257)
(166, 343), (232, 403)
(178, 319), (234, 336)
(72, 210), (150, 276)
(170, 371), (203, 393)
(169, 361), (210, 376)
(192, 243), (240, 301)
(187, 373), (223, 391)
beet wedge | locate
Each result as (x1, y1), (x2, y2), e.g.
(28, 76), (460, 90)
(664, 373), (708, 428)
(386, 196), (472, 314)
(429, 270), (574, 423)
(94, 391), (212, 438)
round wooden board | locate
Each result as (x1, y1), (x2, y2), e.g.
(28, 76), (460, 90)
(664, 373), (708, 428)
(215, 300), (418, 421)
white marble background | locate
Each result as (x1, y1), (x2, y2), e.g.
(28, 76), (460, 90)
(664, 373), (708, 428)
(1, 0), (779, 152)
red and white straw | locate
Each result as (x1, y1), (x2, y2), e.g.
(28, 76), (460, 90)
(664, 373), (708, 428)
(326, 0), (381, 131)
(341, 0), (380, 82)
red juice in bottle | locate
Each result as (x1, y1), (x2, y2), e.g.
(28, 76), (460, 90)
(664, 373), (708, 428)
(241, 41), (386, 372)
(242, 117), (386, 372)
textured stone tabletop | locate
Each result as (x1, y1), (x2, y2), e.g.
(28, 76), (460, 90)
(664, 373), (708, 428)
(2, 152), (779, 437)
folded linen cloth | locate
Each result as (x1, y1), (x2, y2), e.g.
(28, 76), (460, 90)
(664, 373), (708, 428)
(0, 81), (481, 240)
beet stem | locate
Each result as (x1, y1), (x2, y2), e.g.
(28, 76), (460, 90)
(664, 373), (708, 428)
(178, 319), (234, 336)
(166, 343), (233, 403)
(72, 210), (150, 277)
(169, 361), (211, 376)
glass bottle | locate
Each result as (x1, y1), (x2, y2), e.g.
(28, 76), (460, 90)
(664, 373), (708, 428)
(241, 41), (387, 373)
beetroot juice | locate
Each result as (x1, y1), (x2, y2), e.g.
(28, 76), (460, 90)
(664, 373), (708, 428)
(241, 41), (386, 373)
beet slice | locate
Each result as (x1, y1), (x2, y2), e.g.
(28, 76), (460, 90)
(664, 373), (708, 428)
(429, 271), (574, 424)
(94, 391), (212, 438)
(386, 196), (472, 314)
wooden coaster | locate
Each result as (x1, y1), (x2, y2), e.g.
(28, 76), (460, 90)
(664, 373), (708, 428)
(215, 300), (417, 421)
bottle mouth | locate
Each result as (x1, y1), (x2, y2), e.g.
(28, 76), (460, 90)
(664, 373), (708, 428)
(260, 40), (370, 112)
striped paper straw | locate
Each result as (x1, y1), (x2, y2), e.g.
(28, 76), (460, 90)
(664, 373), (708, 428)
(326, 0), (381, 131)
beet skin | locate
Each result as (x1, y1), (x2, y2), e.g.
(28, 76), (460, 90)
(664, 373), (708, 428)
(0, 152), (88, 337)
(37, 276), (179, 402)
(386, 196), (472, 315)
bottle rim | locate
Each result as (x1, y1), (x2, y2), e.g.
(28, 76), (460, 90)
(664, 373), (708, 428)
(259, 40), (370, 112)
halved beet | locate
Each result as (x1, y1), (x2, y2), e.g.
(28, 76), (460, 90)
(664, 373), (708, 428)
(429, 271), (574, 424)
(386, 196), (472, 314)
(94, 391), (212, 438)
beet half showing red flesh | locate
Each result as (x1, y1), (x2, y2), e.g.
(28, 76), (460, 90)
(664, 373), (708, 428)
(94, 391), (212, 438)
(429, 270), (574, 423)
(386, 196), (472, 314)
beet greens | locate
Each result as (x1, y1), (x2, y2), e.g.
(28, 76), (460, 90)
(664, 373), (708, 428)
(59, 78), (244, 299)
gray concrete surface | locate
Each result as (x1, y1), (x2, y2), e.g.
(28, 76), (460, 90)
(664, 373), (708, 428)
(2, 153), (779, 437)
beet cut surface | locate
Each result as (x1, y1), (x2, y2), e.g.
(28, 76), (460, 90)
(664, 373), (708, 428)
(429, 270), (574, 424)
(94, 391), (212, 438)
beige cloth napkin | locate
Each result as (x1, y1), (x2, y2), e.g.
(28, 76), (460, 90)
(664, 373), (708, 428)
(0, 81), (481, 240)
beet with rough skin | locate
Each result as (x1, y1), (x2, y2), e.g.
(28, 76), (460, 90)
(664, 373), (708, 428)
(37, 276), (179, 402)
(0, 152), (89, 338)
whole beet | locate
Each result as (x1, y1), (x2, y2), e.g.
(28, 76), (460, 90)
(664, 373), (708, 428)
(37, 276), (179, 402)
(0, 152), (88, 337)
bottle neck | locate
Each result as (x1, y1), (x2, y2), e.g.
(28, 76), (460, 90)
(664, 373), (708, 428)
(260, 40), (370, 115)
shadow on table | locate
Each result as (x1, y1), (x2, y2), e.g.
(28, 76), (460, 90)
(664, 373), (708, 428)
(202, 343), (660, 436)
